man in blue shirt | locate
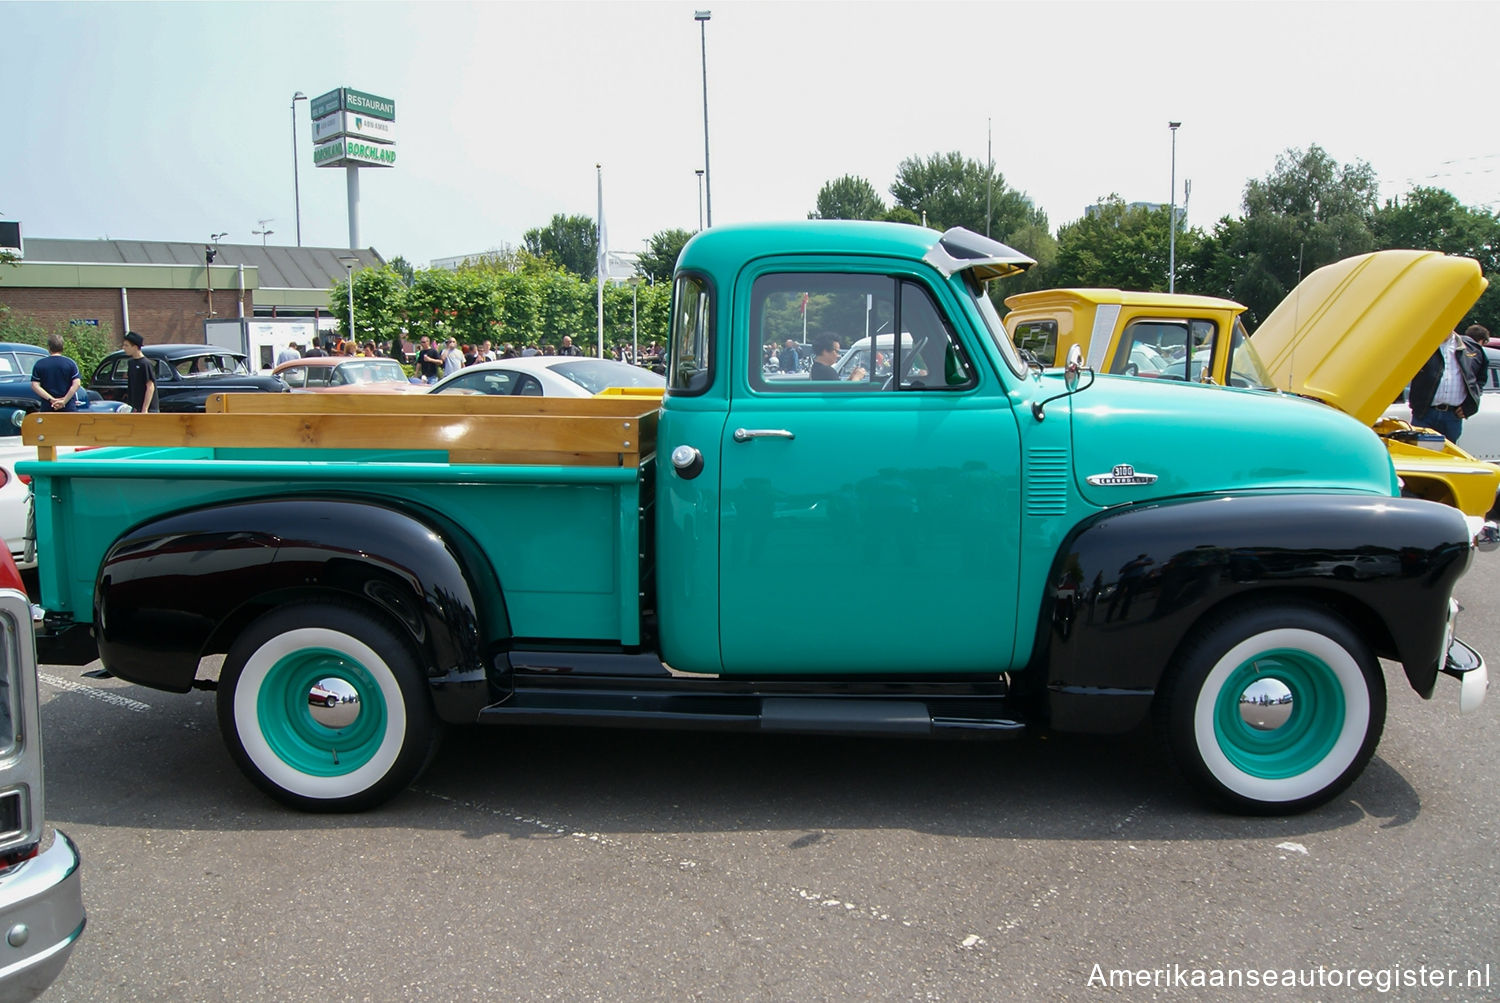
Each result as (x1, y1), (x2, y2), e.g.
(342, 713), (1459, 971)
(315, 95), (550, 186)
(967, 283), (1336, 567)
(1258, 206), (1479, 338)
(30, 334), (83, 411)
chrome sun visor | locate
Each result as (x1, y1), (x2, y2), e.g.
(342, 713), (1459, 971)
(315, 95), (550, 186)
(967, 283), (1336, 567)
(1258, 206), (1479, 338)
(923, 227), (1035, 281)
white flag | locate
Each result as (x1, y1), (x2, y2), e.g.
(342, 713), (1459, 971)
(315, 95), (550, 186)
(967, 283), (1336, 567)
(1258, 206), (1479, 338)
(596, 165), (606, 358)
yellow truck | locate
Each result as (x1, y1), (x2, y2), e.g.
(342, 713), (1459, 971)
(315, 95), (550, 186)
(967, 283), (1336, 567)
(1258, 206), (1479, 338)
(1004, 250), (1500, 523)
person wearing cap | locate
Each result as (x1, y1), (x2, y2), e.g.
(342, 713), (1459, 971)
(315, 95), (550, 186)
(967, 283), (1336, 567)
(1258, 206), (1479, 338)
(30, 333), (84, 412)
(122, 331), (158, 412)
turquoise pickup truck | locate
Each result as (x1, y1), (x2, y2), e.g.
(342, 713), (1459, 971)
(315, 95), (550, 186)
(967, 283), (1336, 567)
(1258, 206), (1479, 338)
(20, 221), (1491, 816)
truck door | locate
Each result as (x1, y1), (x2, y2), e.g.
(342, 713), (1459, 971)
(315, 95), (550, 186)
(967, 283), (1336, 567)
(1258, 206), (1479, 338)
(718, 267), (1023, 675)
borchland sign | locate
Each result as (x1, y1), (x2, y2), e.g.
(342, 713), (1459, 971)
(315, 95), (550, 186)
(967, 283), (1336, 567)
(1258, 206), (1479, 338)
(311, 87), (396, 169)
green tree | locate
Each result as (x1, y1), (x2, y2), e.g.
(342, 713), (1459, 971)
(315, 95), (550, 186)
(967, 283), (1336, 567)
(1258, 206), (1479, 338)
(1050, 195), (1201, 292)
(387, 256), (417, 287)
(636, 229), (695, 284)
(809, 175), (886, 220)
(889, 151), (1048, 240)
(522, 214), (599, 279)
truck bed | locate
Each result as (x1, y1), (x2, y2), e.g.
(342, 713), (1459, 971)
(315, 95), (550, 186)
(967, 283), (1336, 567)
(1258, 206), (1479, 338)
(20, 394), (660, 645)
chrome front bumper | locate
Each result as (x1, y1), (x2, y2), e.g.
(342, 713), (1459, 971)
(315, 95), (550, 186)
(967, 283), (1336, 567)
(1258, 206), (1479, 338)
(0, 831), (84, 1003)
(1442, 636), (1488, 714)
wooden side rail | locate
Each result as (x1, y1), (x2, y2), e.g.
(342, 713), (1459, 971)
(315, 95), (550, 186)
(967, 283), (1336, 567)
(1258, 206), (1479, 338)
(21, 407), (657, 467)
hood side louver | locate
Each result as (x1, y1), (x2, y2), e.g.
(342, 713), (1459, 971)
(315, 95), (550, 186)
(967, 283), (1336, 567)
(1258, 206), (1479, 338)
(1025, 447), (1069, 516)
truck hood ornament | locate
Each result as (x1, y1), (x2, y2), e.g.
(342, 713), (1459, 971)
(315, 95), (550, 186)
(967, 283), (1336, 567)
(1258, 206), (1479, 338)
(1087, 464), (1159, 486)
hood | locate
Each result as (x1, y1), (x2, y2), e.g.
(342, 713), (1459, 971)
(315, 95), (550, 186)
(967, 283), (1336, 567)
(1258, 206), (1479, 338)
(1252, 250), (1487, 426)
(1067, 376), (1396, 509)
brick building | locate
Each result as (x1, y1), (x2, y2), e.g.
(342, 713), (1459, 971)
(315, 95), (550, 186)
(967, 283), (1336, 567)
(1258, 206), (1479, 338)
(0, 239), (383, 345)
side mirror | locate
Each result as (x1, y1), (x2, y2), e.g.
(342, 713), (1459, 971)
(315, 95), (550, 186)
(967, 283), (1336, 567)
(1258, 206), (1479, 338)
(1063, 343), (1084, 390)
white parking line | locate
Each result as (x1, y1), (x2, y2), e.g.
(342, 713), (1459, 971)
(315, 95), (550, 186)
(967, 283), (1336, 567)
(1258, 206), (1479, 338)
(39, 672), (152, 713)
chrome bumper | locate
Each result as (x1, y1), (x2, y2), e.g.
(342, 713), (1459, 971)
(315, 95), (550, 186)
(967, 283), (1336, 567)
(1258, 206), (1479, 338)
(0, 831), (84, 1003)
(1442, 637), (1488, 714)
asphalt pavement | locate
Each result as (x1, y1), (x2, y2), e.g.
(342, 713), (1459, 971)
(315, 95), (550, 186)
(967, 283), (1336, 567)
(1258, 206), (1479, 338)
(33, 557), (1500, 1001)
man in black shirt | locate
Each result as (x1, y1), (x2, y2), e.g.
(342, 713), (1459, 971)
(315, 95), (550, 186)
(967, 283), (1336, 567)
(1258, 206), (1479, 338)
(30, 333), (84, 411)
(416, 336), (444, 383)
(122, 331), (158, 412)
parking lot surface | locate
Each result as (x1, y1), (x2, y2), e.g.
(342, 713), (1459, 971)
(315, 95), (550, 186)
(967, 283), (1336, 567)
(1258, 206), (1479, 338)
(36, 558), (1500, 1001)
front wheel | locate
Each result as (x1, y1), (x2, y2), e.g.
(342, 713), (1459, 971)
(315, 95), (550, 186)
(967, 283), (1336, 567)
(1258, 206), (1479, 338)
(1157, 605), (1386, 815)
(218, 601), (437, 812)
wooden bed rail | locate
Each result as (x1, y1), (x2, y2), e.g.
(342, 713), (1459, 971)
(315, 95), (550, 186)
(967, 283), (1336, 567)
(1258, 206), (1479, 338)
(22, 394), (659, 467)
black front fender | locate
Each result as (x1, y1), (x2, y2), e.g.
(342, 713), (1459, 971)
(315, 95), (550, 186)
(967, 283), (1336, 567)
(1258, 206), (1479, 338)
(95, 497), (500, 718)
(1038, 494), (1472, 733)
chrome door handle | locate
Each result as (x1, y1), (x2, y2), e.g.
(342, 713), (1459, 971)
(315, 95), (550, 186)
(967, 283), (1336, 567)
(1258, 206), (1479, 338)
(733, 428), (795, 442)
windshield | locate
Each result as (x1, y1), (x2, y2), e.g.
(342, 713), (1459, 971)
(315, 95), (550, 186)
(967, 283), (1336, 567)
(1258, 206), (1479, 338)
(173, 354), (250, 377)
(965, 275), (1028, 377)
(1226, 318), (1275, 390)
(547, 359), (666, 394)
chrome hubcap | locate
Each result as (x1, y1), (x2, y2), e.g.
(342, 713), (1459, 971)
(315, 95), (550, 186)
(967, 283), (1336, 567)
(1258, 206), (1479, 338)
(1238, 677), (1294, 731)
(307, 677), (361, 729)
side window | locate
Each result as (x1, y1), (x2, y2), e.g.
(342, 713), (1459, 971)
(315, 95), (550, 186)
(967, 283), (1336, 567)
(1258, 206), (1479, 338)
(515, 374), (543, 396)
(281, 367), (306, 388)
(109, 359), (131, 382)
(1112, 319), (1211, 382)
(1012, 320), (1057, 366)
(305, 368), (329, 388)
(1223, 319), (1274, 390)
(668, 273), (712, 395)
(155, 360), (174, 381)
(749, 273), (974, 393)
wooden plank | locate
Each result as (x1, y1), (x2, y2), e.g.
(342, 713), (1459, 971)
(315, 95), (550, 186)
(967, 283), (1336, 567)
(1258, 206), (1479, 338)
(206, 391), (661, 418)
(22, 410), (656, 465)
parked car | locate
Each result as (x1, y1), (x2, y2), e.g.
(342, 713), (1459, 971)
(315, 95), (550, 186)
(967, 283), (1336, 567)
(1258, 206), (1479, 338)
(271, 356), (426, 394)
(0, 550), (85, 997)
(89, 345), (289, 411)
(428, 356), (665, 398)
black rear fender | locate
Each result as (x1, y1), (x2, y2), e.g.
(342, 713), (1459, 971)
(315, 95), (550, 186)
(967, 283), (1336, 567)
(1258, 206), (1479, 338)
(1036, 494), (1472, 733)
(95, 496), (502, 719)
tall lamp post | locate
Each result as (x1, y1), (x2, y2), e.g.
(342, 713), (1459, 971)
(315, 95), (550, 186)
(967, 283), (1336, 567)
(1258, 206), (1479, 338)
(695, 10), (712, 228)
(1168, 120), (1181, 293)
(207, 232), (228, 317)
(694, 169), (705, 230)
(291, 92), (307, 246)
(338, 255), (360, 345)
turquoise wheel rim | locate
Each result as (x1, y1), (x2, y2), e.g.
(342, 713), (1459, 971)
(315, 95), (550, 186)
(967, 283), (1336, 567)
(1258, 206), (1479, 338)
(256, 646), (388, 777)
(1212, 647), (1346, 779)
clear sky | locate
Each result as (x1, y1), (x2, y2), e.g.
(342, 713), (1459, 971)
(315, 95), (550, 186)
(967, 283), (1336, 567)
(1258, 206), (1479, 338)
(5, 0), (1498, 267)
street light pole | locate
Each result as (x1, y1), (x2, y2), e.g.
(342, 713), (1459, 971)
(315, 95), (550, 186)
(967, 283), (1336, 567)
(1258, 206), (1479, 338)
(695, 10), (712, 228)
(207, 232), (227, 318)
(1168, 120), (1181, 294)
(338, 255), (360, 344)
(695, 169), (705, 231)
(291, 92), (307, 246)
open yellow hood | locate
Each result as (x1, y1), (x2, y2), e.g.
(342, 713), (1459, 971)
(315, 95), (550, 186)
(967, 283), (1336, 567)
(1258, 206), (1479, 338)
(1253, 250), (1488, 426)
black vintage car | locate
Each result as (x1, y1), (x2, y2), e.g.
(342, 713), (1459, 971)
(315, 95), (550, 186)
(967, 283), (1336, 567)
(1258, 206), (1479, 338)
(89, 345), (288, 411)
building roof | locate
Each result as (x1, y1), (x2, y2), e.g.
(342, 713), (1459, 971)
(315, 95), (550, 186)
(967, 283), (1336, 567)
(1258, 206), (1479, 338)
(19, 238), (384, 290)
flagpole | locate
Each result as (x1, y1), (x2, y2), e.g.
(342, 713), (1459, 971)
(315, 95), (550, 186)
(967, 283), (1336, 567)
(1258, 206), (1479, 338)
(596, 164), (605, 358)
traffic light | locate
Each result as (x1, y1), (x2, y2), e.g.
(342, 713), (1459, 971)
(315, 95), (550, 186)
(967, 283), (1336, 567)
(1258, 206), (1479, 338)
(205, 246), (217, 264)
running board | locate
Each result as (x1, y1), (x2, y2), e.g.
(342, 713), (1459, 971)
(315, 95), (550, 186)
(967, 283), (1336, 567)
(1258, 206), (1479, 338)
(477, 690), (1025, 740)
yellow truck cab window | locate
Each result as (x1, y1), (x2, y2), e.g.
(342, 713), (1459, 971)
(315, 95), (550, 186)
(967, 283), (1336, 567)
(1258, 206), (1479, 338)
(1225, 318), (1275, 389)
(750, 273), (974, 392)
(1112, 318), (1217, 382)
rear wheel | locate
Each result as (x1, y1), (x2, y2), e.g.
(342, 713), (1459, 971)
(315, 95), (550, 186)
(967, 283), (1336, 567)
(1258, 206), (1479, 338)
(217, 602), (436, 812)
(1158, 605), (1385, 815)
